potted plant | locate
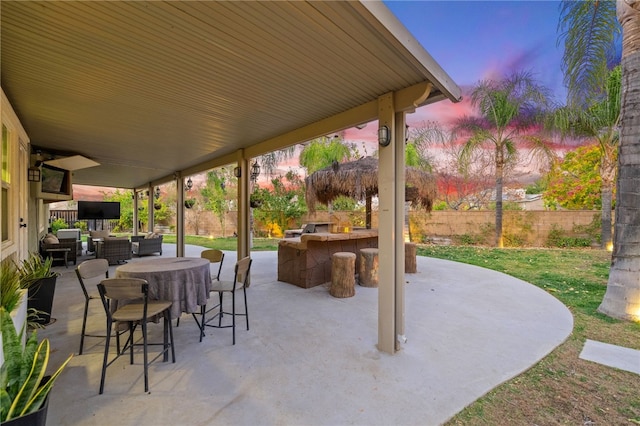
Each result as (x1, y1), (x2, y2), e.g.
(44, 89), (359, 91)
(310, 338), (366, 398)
(1, 262), (25, 316)
(184, 199), (196, 209)
(0, 262), (29, 359)
(249, 193), (263, 208)
(18, 254), (58, 326)
(0, 307), (72, 425)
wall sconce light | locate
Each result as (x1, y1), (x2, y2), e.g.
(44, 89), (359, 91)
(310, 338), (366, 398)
(154, 186), (161, 199)
(250, 161), (261, 183)
(234, 166), (241, 178)
(28, 167), (41, 182)
(378, 125), (391, 147)
(185, 177), (193, 191)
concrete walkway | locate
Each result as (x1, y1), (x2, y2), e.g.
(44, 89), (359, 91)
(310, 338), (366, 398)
(41, 245), (573, 425)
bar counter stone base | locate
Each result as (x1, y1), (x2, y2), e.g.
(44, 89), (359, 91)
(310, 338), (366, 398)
(277, 230), (378, 288)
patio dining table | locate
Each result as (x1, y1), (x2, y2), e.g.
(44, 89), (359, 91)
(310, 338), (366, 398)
(115, 257), (212, 319)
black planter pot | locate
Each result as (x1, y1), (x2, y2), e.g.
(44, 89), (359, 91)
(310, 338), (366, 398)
(27, 275), (57, 325)
(4, 378), (50, 426)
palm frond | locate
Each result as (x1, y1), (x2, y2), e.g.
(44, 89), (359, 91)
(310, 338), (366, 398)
(558, 0), (620, 107)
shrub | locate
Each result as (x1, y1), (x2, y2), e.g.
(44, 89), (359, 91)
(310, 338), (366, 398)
(50, 218), (68, 234)
(546, 225), (592, 248)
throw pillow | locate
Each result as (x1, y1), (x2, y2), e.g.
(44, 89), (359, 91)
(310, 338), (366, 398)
(43, 233), (59, 244)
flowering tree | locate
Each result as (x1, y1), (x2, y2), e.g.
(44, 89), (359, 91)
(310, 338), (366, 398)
(544, 144), (615, 210)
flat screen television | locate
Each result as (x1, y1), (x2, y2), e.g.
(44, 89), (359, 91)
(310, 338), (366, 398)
(77, 201), (121, 220)
(34, 164), (73, 201)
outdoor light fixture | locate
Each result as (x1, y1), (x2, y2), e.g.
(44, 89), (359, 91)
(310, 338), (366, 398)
(378, 125), (391, 147)
(28, 167), (41, 182)
(154, 186), (161, 199)
(185, 177), (193, 191)
(250, 161), (261, 183)
(234, 166), (241, 178)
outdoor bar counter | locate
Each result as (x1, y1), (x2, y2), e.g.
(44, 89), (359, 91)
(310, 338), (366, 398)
(277, 229), (378, 288)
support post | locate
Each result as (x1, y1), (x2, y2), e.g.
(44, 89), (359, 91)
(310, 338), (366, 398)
(377, 92), (396, 354)
(147, 183), (154, 233)
(132, 191), (139, 236)
(237, 151), (250, 262)
(394, 112), (406, 349)
(176, 174), (185, 257)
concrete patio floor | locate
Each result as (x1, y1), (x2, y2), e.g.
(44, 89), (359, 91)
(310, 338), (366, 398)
(40, 243), (573, 425)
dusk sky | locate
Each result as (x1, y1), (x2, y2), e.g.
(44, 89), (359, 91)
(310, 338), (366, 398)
(344, 0), (566, 143)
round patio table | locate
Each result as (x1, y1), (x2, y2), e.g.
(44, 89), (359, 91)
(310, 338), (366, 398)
(115, 257), (212, 319)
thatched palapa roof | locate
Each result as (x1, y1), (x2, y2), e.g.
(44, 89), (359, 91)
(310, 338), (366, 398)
(305, 156), (437, 213)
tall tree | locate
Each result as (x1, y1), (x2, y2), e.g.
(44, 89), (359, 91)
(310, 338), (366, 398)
(405, 121), (449, 171)
(299, 135), (355, 174)
(548, 66), (621, 248)
(544, 143), (615, 211)
(602, 0), (640, 320)
(559, 0), (640, 321)
(453, 71), (554, 247)
(558, 0), (620, 108)
(201, 169), (235, 237)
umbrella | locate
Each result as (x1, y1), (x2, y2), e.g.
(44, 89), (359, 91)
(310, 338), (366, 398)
(305, 156), (436, 228)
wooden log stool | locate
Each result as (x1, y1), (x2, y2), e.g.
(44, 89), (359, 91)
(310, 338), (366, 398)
(358, 248), (379, 288)
(405, 242), (417, 273)
(330, 252), (356, 298)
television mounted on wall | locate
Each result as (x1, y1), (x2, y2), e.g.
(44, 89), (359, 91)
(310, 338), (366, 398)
(77, 201), (121, 220)
(34, 163), (73, 202)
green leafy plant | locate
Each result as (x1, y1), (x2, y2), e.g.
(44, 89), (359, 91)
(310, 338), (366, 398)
(50, 218), (68, 234)
(0, 262), (24, 314)
(0, 307), (73, 421)
(17, 253), (56, 289)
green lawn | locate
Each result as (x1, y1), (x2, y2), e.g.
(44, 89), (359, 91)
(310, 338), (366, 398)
(162, 235), (279, 251)
(418, 246), (640, 426)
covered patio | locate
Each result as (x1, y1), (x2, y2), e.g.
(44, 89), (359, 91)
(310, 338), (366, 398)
(3, 0), (463, 353)
(41, 244), (573, 425)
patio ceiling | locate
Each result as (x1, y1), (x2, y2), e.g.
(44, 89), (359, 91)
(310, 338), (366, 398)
(1, 1), (461, 190)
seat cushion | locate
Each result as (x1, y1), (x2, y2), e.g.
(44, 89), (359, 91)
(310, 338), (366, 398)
(90, 230), (111, 239)
(113, 301), (172, 322)
(210, 280), (242, 292)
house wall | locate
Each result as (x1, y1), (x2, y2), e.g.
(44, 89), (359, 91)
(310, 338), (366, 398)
(1, 88), (32, 264)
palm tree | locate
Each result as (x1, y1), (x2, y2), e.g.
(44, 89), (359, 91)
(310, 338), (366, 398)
(454, 71), (554, 247)
(299, 135), (355, 174)
(548, 66), (621, 249)
(559, 0), (640, 321)
(558, 0), (620, 108)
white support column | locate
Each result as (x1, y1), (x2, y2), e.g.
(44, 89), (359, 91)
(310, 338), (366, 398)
(147, 183), (154, 233)
(394, 112), (407, 349)
(176, 174), (185, 257)
(237, 151), (250, 261)
(377, 92), (396, 354)
(132, 191), (139, 236)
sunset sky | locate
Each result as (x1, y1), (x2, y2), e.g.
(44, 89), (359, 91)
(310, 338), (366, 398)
(344, 0), (566, 143)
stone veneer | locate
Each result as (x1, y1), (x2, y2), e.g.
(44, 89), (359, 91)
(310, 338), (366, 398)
(277, 229), (378, 288)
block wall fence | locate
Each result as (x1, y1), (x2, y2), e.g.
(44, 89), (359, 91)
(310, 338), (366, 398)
(176, 209), (603, 247)
(52, 208), (602, 247)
